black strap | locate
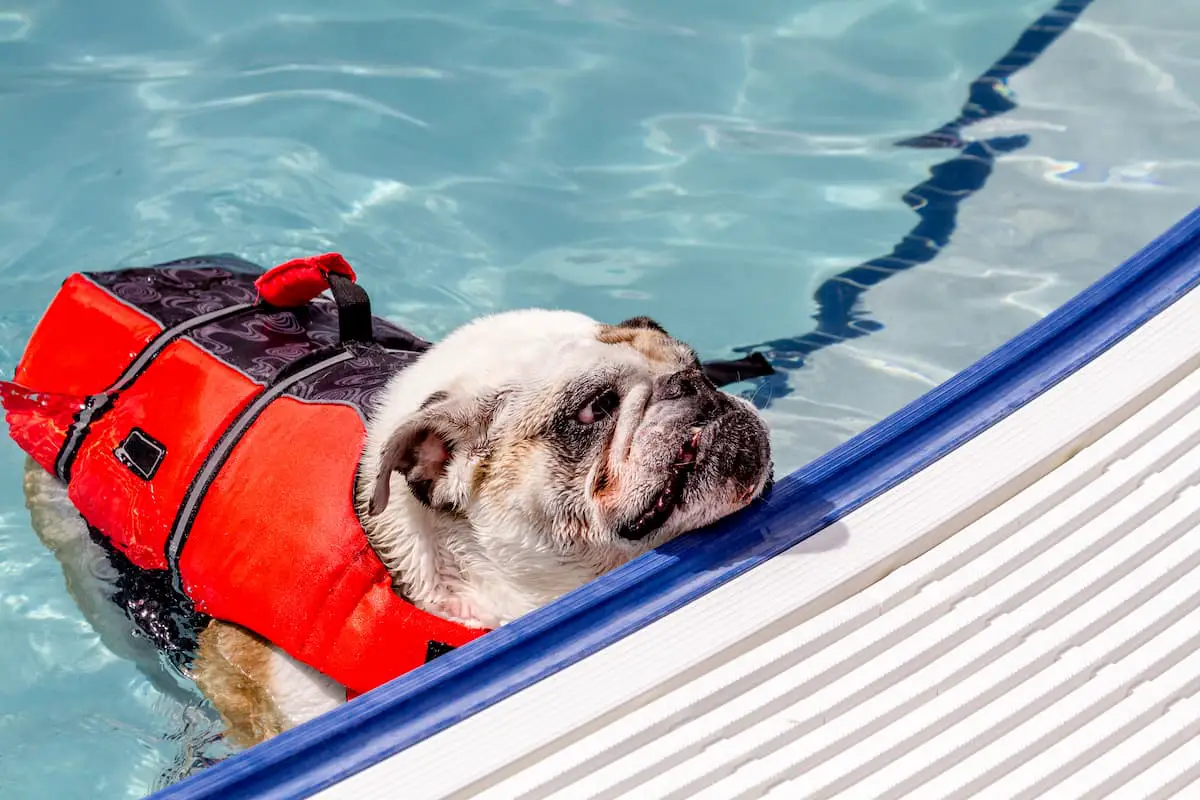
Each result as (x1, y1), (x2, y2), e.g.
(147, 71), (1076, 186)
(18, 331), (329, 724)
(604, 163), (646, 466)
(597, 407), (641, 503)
(328, 272), (374, 345)
(701, 352), (775, 388)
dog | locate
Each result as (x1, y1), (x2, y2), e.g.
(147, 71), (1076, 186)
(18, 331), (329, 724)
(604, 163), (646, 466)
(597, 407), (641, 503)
(23, 309), (772, 748)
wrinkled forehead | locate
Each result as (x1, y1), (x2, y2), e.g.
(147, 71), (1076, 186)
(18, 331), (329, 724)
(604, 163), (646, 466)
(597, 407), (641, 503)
(595, 324), (695, 371)
(429, 311), (696, 402)
(492, 322), (697, 435)
(538, 322), (696, 387)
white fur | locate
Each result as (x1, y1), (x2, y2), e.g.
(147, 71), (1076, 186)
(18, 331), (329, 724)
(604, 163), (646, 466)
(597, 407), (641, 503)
(267, 645), (344, 725)
(358, 310), (642, 628)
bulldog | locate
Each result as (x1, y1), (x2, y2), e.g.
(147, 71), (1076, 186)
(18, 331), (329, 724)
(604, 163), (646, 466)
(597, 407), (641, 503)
(23, 309), (772, 747)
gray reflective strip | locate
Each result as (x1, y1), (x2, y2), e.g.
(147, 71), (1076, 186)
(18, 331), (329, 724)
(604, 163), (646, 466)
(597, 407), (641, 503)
(164, 349), (355, 578)
(54, 301), (257, 482)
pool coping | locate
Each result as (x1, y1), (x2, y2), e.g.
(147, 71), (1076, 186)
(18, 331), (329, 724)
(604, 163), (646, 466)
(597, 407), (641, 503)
(153, 204), (1200, 800)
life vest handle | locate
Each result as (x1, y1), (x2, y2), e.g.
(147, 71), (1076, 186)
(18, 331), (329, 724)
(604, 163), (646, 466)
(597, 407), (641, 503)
(255, 253), (374, 345)
(326, 272), (374, 345)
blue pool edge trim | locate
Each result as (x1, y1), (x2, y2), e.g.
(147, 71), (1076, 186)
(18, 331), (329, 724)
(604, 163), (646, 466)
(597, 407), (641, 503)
(153, 205), (1200, 800)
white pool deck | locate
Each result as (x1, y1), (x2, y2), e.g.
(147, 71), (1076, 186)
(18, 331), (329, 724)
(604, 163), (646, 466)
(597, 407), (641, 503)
(316, 214), (1200, 800)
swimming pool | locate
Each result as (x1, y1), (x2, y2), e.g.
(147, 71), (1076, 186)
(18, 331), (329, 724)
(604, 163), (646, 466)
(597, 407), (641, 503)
(2, 0), (1199, 796)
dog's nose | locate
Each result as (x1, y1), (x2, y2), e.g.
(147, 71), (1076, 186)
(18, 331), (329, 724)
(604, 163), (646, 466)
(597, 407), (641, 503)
(652, 367), (717, 404)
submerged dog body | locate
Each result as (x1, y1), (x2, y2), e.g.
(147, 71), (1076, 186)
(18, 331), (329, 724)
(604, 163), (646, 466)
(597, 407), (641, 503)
(25, 306), (772, 746)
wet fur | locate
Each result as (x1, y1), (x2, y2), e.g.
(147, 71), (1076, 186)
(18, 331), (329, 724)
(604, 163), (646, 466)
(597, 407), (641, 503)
(23, 309), (772, 748)
(192, 624), (286, 748)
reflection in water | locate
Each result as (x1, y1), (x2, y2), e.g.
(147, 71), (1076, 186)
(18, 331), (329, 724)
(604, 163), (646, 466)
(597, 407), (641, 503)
(736, 0), (1096, 409)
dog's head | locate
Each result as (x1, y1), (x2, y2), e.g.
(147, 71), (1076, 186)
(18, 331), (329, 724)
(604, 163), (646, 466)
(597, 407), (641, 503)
(360, 310), (772, 624)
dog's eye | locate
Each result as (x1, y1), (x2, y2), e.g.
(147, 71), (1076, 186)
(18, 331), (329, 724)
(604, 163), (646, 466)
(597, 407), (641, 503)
(577, 389), (620, 425)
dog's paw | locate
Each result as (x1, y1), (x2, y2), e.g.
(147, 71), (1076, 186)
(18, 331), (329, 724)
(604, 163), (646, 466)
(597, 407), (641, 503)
(432, 595), (496, 629)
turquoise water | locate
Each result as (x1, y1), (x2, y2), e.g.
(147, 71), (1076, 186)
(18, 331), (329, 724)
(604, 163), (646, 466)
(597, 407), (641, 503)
(3, 1), (1200, 796)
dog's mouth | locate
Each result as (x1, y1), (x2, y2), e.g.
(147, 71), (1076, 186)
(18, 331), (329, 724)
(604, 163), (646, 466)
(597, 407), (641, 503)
(616, 426), (703, 541)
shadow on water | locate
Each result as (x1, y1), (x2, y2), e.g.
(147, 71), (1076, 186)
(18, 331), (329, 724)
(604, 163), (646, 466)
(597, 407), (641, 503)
(733, 0), (1097, 410)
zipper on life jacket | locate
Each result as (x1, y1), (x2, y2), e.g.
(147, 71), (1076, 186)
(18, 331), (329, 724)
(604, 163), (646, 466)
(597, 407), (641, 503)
(54, 300), (258, 482)
(164, 346), (357, 589)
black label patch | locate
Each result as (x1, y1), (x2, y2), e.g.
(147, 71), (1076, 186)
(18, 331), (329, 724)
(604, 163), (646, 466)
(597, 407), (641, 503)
(425, 640), (457, 663)
(113, 428), (166, 481)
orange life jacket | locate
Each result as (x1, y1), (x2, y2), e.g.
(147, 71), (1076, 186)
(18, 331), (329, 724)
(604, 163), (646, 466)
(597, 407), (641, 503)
(3, 253), (489, 699)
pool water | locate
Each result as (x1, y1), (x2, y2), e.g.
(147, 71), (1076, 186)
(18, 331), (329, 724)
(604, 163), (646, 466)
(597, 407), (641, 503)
(3, 0), (1200, 796)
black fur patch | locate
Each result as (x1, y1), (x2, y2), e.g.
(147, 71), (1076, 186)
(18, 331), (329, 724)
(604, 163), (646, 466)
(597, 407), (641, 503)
(419, 390), (449, 410)
(407, 476), (436, 508)
(617, 316), (669, 335)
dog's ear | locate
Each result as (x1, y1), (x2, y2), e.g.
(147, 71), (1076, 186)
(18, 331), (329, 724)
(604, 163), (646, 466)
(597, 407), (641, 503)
(617, 316), (669, 336)
(368, 392), (497, 516)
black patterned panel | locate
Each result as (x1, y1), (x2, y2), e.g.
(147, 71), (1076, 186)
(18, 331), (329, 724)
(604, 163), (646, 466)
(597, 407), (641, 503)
(187, 300), (341, 384)
(86, 262), (431, 396)
(371, 315), (432, 354)
(84, 267), (258, 328)
(285, 346), (422, 414)
(151, 253), (265, 274)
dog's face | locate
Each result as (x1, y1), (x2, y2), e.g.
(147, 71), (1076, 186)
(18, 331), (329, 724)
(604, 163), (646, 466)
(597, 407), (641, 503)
(361, 310), (772, 623)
